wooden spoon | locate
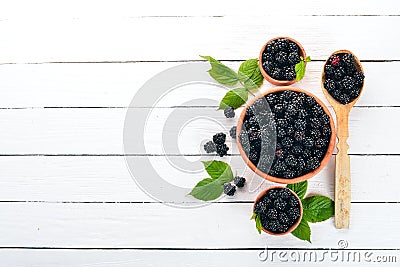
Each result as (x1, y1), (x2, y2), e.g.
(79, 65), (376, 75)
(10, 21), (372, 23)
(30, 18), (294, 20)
(321, 50), (364, 229)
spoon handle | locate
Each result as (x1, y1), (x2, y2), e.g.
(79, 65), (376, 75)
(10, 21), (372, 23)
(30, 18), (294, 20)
(335, 107), (351, 229)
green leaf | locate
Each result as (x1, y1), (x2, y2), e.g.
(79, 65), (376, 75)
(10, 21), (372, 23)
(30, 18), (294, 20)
(295, 60), (306, 81)
(287, 181), (308, 199)
(189, 178), (224, 201)
(250, 213), (257, 220)
(200, 55), (220, 63)
(255, 214), (262, 234)
(219, 88), (248, 109)
(291, 217), (311, 242)
(302, 196), (334, 223)
(238, 59), (263, 89)
(202, 161), (233, 182)
(201, 55), (239, 86)
(305, 56), (311, 62)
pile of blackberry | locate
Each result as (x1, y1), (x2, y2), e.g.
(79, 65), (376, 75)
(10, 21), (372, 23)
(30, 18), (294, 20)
(254, 187), (301, 234)
(323, 53), (364, 104)
(261, 38), (302, 81)
(204, 132), (229, 157)
(239, 90), (332, 179)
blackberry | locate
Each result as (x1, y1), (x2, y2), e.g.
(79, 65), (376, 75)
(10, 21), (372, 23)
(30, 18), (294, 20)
(224, 107), (235, 118)
(265, 41), (278, 54)
(353, 72), (365, 86)
(248, 150), (259, 163)
(275, 38), (289, 50)
(254, 200), (268, 214)
(339, 93), (351, 104)
(285, 154), (298, 167)
(275, 51), (288, 66)
(303, 137), (314, 148)
(245, 106), (254, 118)
(302, 149), (312, 159)
(267, 189), (279, 199)
(297, 109), (308, 119)
(310, 117), (322, 129)
(324, 65), (335, 79)
(309, 128), (321, 140)
(322, 125), (332, 136)
(223, 183), (236, 196)
(276, 126), (286, 138)
(213, 133), (226, 145)
(216, 144), (229, 157)
(294, 130), (305, 142)
(334, 66), (345, 80)
(265, 94), (278, 105)
(269, 67), (281, 80)
(233, 176), (246, 188)
(280, 188), (292, 199)
(324, 79), (336, 92)
(292, 145), (303, 156)
(287, 207), (301, 221)
(203, 141), (216, 153)
(294, 119), (307, 131)
(262, 52), (274, 62)
(278, 213), (290, 224)
(315, 138), (328, 149)
(266, 220), (282, 233)
(274, 198), (287, 211)
(314, 149), (325, 159)
(287, 51), (300, 65)
(281, 137), (293, 148)
(283, 170), (296, 179)
(229, 126), (237, 139)
(288, 196), (299, 207)
(262, 61), (274, 73)
(282, 66), (296, 80)
(311, 105), (324, 117)
(320, 114), (330, 125)
(266, 208), (278, 220)
(305, 96), (317, 108)
(306, 156), (320, 171)
(341, 76), (355, 91)
(287, 41), (299, 52)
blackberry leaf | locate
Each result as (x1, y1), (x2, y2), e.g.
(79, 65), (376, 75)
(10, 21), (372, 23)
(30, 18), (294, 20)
(202, 160), (233, 182)
(219, 88), (248, 109)
(255, 214), (263, 234)
(189, 178), (223, 201)
(201, 55), (239, 86)
(238, 58), (263, 89)
(302, 196), (334, 223)
(287, 181), (308, 199)
(291, 217), (311, 243)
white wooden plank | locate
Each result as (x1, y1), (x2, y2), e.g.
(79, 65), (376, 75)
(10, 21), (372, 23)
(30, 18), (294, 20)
(0, 202), (399, 248)
(1, 0), (399, 18)
(0, 155), (398, 202)
(0, 16), (399, 63)
(1, 249), (399, 267)
(0, 61), (395, 108)
(0, 108), (398, 154)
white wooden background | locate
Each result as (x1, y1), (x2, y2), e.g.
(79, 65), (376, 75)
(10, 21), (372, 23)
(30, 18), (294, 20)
(1, 0), (400, 266)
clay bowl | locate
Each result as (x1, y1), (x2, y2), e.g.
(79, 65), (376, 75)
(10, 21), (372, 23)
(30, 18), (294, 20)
(236, 87), (336, 184)
(258, 37), (306, 86)
(253, 186), (303, 236)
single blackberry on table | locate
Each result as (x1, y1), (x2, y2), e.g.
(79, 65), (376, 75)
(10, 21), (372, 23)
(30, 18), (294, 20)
(213, 132), (226, 145)
(229, 126), (237, 139)
(223, 183), (236, 196)
(203, 141), (216, 153)
(224, 107), (235, 118)
(341, 76), (355, 91)
(266, 208), (278, 220)
(216, 144), (229, 157)
(233, 176), (246, 188)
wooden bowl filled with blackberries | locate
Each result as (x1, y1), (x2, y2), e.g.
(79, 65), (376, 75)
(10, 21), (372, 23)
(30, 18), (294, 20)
(253, 186), (302, 235)
(236, 87), (336, 184)
(259, 37), (306, 86)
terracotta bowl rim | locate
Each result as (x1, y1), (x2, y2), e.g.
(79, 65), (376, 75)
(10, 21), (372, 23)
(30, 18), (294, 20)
(236, 87), (336, 184)
(253, 186), (303, 236)
(258, 36), (307, 86)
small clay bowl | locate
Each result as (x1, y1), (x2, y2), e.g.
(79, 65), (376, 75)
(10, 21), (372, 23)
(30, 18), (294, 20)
(236, 87), (336, 184)
(253, 186), (303, 236)
(258, 37), (306, 86)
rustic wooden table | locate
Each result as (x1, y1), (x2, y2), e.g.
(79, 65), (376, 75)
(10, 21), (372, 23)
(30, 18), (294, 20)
(0, 0), (399, 266)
